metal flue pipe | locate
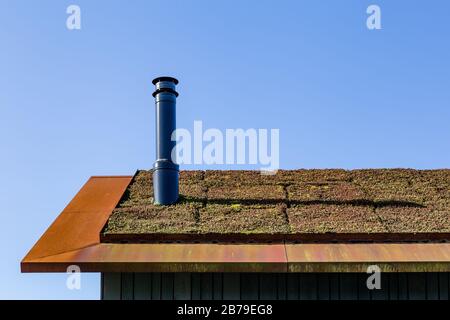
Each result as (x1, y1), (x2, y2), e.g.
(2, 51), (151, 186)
(152, 76), (179, 205)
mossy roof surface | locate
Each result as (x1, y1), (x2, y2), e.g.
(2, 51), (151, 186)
(102, 169), (450, 241)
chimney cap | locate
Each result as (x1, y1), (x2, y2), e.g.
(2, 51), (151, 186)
(152, 76), (179, 97)
(152, 76), (179, 85)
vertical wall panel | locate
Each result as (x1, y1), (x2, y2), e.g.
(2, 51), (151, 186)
(191, 273), (202, 300)
(259, 274), (277, 300)
(134, 273), (151, 300)
(426, 273), (439, 300)
(174, 273), (191, 300)
(201, 273), (213, 300)
(438, 273), (449, 300)
(161, 273), (174, 300)
(408, 273), (426, 300)
(286, 273), (299, 300)
(339, 273), (357, 300)
(299, 274), (317, 300)
(317, 274), (330, 300)
(328, 273), (340, 300)
(356, 273), (371, 300)
(102, 273), (121, 300)
(241, 273), (259, 300)
(213, 274), (223, 300)
(121, 273), (134, 300)
(388, 273), (399, 300)
(223, 273), (240, 300)
(371, 272), (389, 301)
(398, 273), (409, 300)
(151, 273), (162, 300)
(277, 274), (287, 300)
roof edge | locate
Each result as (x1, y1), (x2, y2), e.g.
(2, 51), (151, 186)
(21, 243), (450, 273)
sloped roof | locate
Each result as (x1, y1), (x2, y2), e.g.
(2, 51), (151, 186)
(21, 172), (450, 273)
(102, 169), (450, 243)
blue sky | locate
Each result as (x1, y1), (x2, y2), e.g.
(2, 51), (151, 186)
(1, 0), (449, 299)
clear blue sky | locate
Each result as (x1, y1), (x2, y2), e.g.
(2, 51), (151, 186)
(1, 0), (449, 299)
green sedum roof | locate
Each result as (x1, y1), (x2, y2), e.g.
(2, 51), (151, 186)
(102, 169), (450, 242)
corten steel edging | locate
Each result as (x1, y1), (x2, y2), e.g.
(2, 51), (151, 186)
(286, 243), (450, 272)
(287, 262), (450, 273)
(22, 242), (450, 273)
(21, 243), (288, 273)
(21, 176), (133, 264)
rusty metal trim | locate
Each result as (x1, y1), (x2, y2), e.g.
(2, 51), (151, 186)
(21, 241), (450, 273)
(287, 262), (450, 273)
(21, 176), (133, 262)
(286, 243), (450, 272)
(22, 243), (288, 273)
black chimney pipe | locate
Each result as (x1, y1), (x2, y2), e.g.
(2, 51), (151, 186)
(152, 76), (179, 205)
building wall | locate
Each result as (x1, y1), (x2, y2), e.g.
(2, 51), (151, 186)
(101, 272), (450, 300)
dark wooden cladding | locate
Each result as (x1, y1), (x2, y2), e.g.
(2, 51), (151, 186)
(102, 272), (450, 301)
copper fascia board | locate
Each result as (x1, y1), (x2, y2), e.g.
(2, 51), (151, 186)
(21, 175), (450, 273)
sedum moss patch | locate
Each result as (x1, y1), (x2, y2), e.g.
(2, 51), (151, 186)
(288, 204), (386, 233)
(208, 184), (285, 201)
(105, 203), (199, 234)
(198, 204), (289, 234)
(376, 206), (450, 233)
(287, 182), (366, 202)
